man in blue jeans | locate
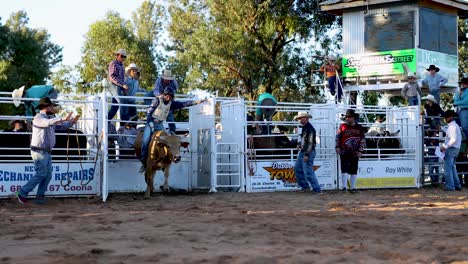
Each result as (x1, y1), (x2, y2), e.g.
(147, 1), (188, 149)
(293, 111), (321, 193)
(139, 89), (205, 173)
(440, 110), (462, 191)
(16, 97), (78, 204)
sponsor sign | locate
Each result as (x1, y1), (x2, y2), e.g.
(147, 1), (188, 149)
(356, 160), (418, 188)
(0, 163), (99, 197)
(342, 49), (417, 78)
(416, 49), (458, 88)
(246, 160), (336, 192)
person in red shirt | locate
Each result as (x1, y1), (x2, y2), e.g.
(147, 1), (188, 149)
(336, 109), (366, 193)
(317, 55), (343, 102)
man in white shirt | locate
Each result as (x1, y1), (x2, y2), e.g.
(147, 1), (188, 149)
(440, 110), (462, 191)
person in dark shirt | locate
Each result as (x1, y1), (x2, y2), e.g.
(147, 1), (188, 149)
(293, 111), (321, 193)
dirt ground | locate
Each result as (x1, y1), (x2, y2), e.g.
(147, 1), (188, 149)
(1, 188), (468, 264)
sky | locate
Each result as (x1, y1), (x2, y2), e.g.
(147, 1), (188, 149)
(1, 0), (148, 66)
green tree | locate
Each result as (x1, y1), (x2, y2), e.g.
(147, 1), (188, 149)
(0, 11), (62, 92)
(167, 0), (339, 100)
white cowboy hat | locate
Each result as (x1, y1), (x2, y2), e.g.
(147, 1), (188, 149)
(294, 111), (312, 120)
(115, 48), (127, 57)
(271, 126), (281, 134)
(125, 63), (140, 74)
(160, 69), (175, 80)
(12, 86), (25, 107)
(421, 94), (437, 104)
(407, 72), (416, 79)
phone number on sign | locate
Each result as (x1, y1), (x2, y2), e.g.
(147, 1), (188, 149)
(1, 184), (93, 193)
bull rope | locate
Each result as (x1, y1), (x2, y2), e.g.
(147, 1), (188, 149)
(82, 130), (104, 186)
(247, 135), (257, 176)
(62, 125), (85, 188)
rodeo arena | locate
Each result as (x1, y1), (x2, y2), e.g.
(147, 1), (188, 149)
(1, 0), (468, 263)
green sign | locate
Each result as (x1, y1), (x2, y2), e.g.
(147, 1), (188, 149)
(342, 49), (417, 78)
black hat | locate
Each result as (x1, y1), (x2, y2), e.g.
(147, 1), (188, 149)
(444, 110), (457, 118)
(35, 97), (58, 109)
(459, 76), (468, 85)
(426, 65), (440, 72)
(345, 109), (358, 118)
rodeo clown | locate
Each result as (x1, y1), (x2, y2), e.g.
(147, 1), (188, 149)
(139, 88), (206, 173)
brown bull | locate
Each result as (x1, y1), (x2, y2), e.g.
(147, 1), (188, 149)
(134, 130), (189, 197)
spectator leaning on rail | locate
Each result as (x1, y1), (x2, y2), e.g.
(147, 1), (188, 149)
(15, 97), (79, 205)
(422, 64), (448, 104)
(453, 77), (468, 140)
(121, 63), (145, 122)
(440, 110), (463, 191)
(336, 109), (366, 193)
(401, 72), (422, 106)
(12, 85), (59, 117)
(139, 89), (206, 173)
(107, 48), (128, 121)
(293, 111), (321, 193)
(144, 70), (179, 133)
(422, 94), (445, 129)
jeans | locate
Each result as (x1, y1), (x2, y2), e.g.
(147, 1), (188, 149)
(444, 147), (461, 190)
(328, 76), (342, 100)
(108, 84), (128, 120)
(120, 98), (137, 122)
(458, 109), (468, 140)
(294, 150), (321, 192)
(429, 89), (441, 104)
(140, 121), (165, 164)
(19, 150), (52, 197)
(408, 96), (418, 106)
(144, 90), (176, 133)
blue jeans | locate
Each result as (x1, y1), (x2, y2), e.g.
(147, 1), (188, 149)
(120, 98), (137, 122)
(458, 109), (468, 140)
(19, 150), (52, 197)
(429, 89), (441, 104)
(444, 147), (461, 190)
(294, 150), (321, 192)
(140, 121), (165, 164)
(328, 76), (342, 100)
(108, 84), (129, 120)
(144, 91), (176, 133)
(408, 96), (418, 106)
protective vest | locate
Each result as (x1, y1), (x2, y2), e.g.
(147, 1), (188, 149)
(151, 96), (171, 122)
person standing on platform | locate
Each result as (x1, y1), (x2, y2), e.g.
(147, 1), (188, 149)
(422, 65), (447, 104)
(453, 77), (468, 140)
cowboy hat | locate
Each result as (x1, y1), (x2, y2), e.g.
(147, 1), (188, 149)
(345, 109), (359, 118)
(115, 48), (127, 57)
(426, 65), (440, 72)
(35, 97), (58, 110)
(8, 117), (25, 127)
(421, 94), (437, 104)
(12, 86), (25, 107)
(407, 72), (416, 79)
(125, 63), (140, 74)
(294, 111), (312, 120)
(160, 69), (175, 80)
(459, 76), (468, 85)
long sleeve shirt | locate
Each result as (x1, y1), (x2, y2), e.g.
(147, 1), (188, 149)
(336, 122), (365, 156)
(146, 96), (196, 123)
(125, 77), (146, 98)
(444, 121), (461, 149)
(401, 82), (422, 98)
(153, 78), (179, 96)
(30, 113), (73, 150)
(453, 89), (468, 109)
(422, 73), (448, 92)
(108, 60), (125, 87)
(299, 122), (316, 156)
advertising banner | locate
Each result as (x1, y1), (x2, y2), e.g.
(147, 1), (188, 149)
(246, 160), (336, 192)
(0, 163), (99, 197)
(356, 160), (418, 188)
(342, 49), (417, 78)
